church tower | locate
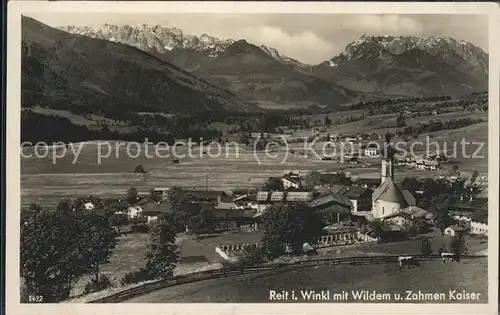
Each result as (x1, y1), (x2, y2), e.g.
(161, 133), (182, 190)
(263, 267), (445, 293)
(381, 158), (394, 183)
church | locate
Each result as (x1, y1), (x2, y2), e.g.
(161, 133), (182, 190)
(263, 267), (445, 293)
(371, 151), (416, 219)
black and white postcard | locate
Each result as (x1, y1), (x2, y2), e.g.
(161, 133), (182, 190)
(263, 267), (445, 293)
(5, 1), (499, 314)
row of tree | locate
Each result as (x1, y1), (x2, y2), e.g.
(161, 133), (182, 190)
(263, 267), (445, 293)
(396, 117), (485, 137)
(21, 111), (221, 145)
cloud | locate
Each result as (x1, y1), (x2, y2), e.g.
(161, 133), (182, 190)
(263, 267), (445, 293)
(244, 26), (335, 62)
(344, 15), (425, 35)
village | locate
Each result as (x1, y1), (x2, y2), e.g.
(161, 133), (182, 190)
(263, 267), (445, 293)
(19, 115), (490, 303)
(66, 139), (488, 267)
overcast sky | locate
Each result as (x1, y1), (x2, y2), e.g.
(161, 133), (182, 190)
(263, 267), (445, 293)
(26, 13), (488, 64)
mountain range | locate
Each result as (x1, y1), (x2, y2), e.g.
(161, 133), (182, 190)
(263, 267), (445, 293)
(22, 16), (489, 115)
(22, 16), (252, 115)
(58, 23), (489, 102)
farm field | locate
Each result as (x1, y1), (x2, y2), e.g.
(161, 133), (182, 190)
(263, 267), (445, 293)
(125, 257), (488, 303)
(20, 109), (488, 208)
(20, 145), (451, 207)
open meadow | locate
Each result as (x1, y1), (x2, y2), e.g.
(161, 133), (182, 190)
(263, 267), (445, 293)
(21, 116), (488, 208)
(125, 257), (488, 303)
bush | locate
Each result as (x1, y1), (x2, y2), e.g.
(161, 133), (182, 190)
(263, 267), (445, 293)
(420, 237), (433, 256)
(239, 246), (265, 267)
(221, 259), (242, 270)
(134, 165), (146, 173)
(120, 268), (155, 286)
(83, 274), (113, 294)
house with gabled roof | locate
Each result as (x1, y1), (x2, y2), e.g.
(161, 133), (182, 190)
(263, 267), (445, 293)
(354, 177), (381, 189)
(281, 173), (303, 190)
(308, 192), (352, 224)
(141, 200), (173, 224)
(343, 186), (373, 213)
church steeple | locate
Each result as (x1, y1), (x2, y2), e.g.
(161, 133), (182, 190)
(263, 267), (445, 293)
(381, 139), (395, 183)
(381, 158), (394, 182)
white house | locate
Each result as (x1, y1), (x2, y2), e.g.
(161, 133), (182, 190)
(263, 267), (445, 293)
(470, 221), (488, 235)
(83, 202), (95, 211)
(364, 144), (379, 156)
(467, 210), (488, 236)
(281, 174), (302, 190)
(126, 197), (155, 219)
(415, 159), (426, 170)
(444, 225), (468, 237)
(425, 160), (439, 170)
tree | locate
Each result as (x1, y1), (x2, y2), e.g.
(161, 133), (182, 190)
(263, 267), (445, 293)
(263, 177), (283, 191)
(200, 208), (217, 233)
(384, 132), (393, 144)
(134, 164), (146, 173)
(324, 116), (332, 126)
(304, 171), (321, 191)
(402, 220), (419, 239)
(470, 169), (479, 184)
(172, 201), (201, 233)
(420, 237), (433, 256)
(401, 177), (421, 194)
(436, 212), (455, 235)
(81, 211), (119, 284)
(396, 113), (406, 127)
(126, 187), (139, 205)
(449, 235), (467, 261)
(20, 204), (89, 302)
(239, 132), (251, 145)
(262, 203), (324, 259)
(108, 211), (130, 235)
(186, 215), (205, 240)
(144, 215), (179, 279)
(239, 246), (265, 267)
(149, 188), (161, 202)
(185, 208), (216, 240)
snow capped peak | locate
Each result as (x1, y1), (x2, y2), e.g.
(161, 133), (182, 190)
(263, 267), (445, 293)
(58, 23), (236, 54)
(323, 35), (488, 85)
(58, 23), (314, 69)
(336, 34), (488, 67)
(260, 45), (281, 59)
(259, 45), (312, 69)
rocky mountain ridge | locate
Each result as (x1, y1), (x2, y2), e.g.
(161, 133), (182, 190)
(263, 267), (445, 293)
(56, 23), (489, 102)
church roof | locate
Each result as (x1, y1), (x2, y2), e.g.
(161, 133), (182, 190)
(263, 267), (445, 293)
(401, 190), (416, 206)
(373, 178), (409, 207)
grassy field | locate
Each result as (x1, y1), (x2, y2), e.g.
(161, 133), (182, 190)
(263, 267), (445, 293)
(21, 107), (488, 208)
(125, 257), (488, 303)
(68, 233), (222, 297)
(64, 227), (487, 301)
(20, 144), (455, 207)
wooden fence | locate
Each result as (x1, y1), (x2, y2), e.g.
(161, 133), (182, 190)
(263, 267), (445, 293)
(88, 254), (486, 304)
